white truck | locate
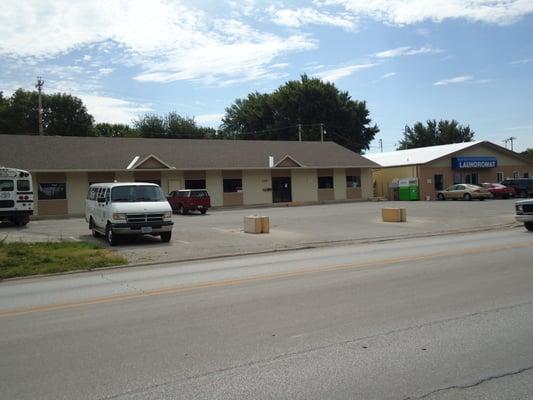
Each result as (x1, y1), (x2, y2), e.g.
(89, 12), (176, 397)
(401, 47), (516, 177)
(0, 167), (33, 226)
(515, 199), (533, 231)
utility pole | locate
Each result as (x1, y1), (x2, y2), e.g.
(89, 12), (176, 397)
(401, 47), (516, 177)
(379, 138), (383, 153)
(503, 136), (517, 151)
(35, 77), (44, 135)
(298, 124), (302, 142)
(320, 123), (324, 142)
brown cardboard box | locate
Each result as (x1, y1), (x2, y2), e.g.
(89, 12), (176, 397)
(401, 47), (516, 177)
(244, 215), (270, 233)
(382, 208), (407, 222)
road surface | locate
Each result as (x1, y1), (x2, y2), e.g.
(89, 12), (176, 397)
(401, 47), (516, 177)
(1, 228), (533, 399)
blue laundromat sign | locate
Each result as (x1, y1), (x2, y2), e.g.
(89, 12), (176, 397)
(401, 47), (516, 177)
(451, 156), (497, 169)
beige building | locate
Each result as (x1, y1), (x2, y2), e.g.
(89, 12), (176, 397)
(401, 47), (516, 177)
(366, 141), (533, 200)
(0, 135), (378, 217)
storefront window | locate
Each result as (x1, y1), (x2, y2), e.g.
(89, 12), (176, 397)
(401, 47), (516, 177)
(434, 175), (444, 191)
(346, 175), (360, 188)
(223, 179), (242, 193)
(38, 183), (66, 200)
(185, 179), (206, 189)
(318, 176), (334, 189)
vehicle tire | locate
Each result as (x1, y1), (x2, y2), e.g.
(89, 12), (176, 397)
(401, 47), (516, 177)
(106, 225), (118, 246)
(437, 193), (445, 201)
(181, 206), (188, 215)
(525, 222), (533, 232)
(463, 193), (472, 201)
(479, 198), (485, 201)
(90, 218), (101, 237)
(13, 215), (30, 226)
(160, 232), (172, 242)
(200, 209), (207, 214)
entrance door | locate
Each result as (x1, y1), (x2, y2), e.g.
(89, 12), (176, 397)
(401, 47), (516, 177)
(272, 177), (292, 203)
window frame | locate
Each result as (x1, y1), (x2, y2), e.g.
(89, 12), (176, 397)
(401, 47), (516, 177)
(38, 182), (67, 200)
(318, 176), (334, 189)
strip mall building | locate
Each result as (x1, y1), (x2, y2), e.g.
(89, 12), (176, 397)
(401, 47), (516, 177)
(0, 135), (378, 217)
(366, 141), (533, 200)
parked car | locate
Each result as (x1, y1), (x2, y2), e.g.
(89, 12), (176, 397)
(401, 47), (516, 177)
(167, 189), (211, 214)
(500, 178), (533, 198)
(515, 199), (533, 231)
(481, 182), (515, 199)
(436, 184), (492, 201)
(86, 182), (173, 245)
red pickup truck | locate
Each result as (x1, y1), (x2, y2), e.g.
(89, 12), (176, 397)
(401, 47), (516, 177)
(167, 189), (211, 214)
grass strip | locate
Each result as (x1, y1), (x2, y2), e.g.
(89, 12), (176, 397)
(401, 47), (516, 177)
(0, 241), (127, 279)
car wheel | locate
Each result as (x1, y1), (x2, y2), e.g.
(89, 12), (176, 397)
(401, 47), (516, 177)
(463, 193), (472, 201)
(13, 216), (30, 226)
(90, 218), (101, 237)
(437, 193), (445, 201)
(160, 232), (172, 242)
(525, 222), (533, 232)
(106, 225), (118, 246)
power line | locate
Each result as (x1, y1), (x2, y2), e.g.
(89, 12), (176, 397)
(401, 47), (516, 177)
(503, 136), (517, 151)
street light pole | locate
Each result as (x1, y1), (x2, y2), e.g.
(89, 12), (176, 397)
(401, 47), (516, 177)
(35, 77), (44, 135)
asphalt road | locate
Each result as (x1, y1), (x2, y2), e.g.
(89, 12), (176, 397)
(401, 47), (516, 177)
(1, 228), (533, 399)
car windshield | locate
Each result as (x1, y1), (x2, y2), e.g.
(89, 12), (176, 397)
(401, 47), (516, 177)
(111, 185), (165, 202)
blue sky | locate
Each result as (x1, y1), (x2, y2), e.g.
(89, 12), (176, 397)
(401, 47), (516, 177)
(1, 0), (533, 152)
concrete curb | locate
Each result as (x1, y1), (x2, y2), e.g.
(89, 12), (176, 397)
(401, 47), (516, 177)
(1, 221), (522, 283)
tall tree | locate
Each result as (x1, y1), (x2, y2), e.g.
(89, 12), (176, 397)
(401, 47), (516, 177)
(220, 74), (379, 153)
(0, 89), (94, 136)
(521, 148), (533, 161)
(398, 119), (474, 150)
(133, 112), (215, 139)
(93, 122), (139, 137)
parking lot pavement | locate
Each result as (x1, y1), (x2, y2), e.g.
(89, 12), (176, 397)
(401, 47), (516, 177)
(0, 199), (519, 265)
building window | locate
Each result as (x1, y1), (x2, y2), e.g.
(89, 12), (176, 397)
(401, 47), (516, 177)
(223, 178), (242, 193)
(524, 172), (530, 179)
(471, 173), (479, 185)
(318, 176), (334, 189)
(346, 175), (360, 188)
(513, 171), (520, 179)
(185, 179), (206, 189)
(434, 174), (444, 191)
(38, 183), (66, 200)
(496, 172), (504, 183)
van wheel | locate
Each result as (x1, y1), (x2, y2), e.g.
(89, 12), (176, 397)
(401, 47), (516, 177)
(179, 206), (187, 215)
(463, 193), (472, 201)
(106, 225), (118, 246)
(160, 232), (172, 242)
(200, 209), (207, 214)
(525, 222), (533, 232)
(90, 218), (101, 237)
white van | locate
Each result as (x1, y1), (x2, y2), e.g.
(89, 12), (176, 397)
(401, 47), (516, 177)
(0, 167), (33, 226)
(85, 182), (173, 245)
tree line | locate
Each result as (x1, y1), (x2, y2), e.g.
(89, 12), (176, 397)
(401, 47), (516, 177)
(2, 76), (528, 154)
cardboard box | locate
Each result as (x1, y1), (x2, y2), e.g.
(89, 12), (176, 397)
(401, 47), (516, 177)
(382, 208), (407, 222)
(244, 215), (270, 233)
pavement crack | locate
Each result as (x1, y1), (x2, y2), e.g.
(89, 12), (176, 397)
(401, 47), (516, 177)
(402, 365), (533, 399)
(99, 274), (147, 294)
(97, 299), (533, 400)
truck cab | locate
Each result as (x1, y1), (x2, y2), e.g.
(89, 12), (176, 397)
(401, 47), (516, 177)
(515, 199), (533, 231)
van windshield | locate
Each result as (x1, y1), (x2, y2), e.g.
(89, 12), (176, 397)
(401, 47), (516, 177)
(111, 185), (165, 202)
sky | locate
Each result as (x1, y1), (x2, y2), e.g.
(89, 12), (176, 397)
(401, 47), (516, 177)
(1, 0), (533, 152)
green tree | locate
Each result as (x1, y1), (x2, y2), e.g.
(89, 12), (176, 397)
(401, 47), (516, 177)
(93, 122), (139, 137)
(521, 148), (533, 161)
(133, 112), (215, 139)
(398, 119), (474, 150)
(220, 74), (379, 153)
(0, 89), (94, 136)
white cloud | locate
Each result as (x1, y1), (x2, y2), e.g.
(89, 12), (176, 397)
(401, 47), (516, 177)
(434, 75), (474, 85)
(80, 95), (152, 124)
(268, 7), (356, 30)
(381, 72), (396, 79)
(374, 46), (443, 58)
(511, 58), (533, 64)
(98, 68), (114, 76)
(0, 0), (317, 85)
(314, 0), (533, 25)
(315, 63), (376, 82)
(195, 113), (224, 127)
